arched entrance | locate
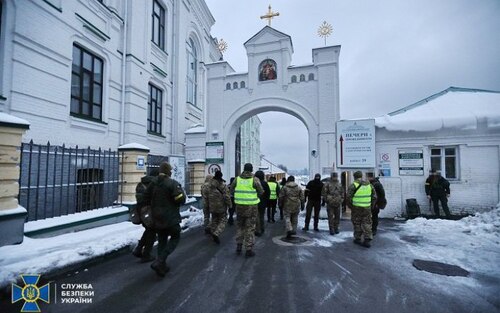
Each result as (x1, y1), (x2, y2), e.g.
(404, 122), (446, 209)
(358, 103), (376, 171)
(184, 26), (340, 191)
(223, 98), (318, 178)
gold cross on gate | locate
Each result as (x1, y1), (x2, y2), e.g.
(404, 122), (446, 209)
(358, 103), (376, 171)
(260, 5), (280, 26)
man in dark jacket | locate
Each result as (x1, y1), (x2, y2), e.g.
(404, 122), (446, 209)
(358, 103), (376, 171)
(143, 162), (186, 277)
(132, 169), (158, 262)
(303, 173), (324, 231)
(254, 170), (270, 236)
(367, 172), (386, 235)
(425, 169), (451, 218)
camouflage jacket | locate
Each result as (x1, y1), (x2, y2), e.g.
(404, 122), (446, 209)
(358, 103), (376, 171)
(203, 178), (232, 214)
(278, 182), (305, 214)
(322, 179), (344, 208)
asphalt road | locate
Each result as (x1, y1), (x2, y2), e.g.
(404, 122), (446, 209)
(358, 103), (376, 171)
(2, 219), (499, 313)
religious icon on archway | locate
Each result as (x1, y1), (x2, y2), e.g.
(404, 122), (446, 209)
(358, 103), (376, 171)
(258, 59), (277, 81)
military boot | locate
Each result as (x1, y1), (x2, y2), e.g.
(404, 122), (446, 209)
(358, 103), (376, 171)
(212, 234), (220, 244)
(132, 241), (143, 258)
(150, 260), (170, 277)
(245, 250), (256, 258)
(362, 240), (372, 248)
(236, 244), (242, 255)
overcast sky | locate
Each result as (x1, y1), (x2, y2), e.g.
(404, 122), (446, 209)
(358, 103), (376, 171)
(205, 0), (500, 170)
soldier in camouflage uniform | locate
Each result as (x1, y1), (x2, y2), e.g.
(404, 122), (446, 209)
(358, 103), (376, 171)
(230, 163), (263, 257)
(200, 175), (213, 235)
(279, 176), (305, 238)
(347, 171), (376, 248)
(322, 172), (344, 235)
(203, 171), (232, 244)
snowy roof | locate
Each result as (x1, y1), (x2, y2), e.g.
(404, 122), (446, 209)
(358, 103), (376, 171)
(118, 142), (150, 151)
(0, 112), (30, 128)
(184, 126), (206, 134)
(259, 157), (286, 175)
(375, 87), (500, 132)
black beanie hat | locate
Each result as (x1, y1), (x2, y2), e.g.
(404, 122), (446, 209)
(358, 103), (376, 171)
(214, 170), (223, 180)
(243, 163), (253, 172)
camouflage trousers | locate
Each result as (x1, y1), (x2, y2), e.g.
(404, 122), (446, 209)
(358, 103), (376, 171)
(284, 210), (299, 233)
(327, 205), (341, 232)
(203, 205), (210, 230)
(235, 205), (258, 250)
(351, 206), (373, 241)
(209, 212), (227, 237)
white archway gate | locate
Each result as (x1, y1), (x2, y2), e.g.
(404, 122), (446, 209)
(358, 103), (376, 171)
(185, 26), (340, 182)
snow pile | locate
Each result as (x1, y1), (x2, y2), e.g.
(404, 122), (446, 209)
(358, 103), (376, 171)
(0, 207), (204, 288)
(397, 205), (500, 276)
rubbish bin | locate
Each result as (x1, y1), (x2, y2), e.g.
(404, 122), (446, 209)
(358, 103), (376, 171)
(405, 198), (421, 219)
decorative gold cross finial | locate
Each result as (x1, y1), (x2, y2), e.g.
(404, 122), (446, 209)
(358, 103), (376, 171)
(260, 5), (279, 26)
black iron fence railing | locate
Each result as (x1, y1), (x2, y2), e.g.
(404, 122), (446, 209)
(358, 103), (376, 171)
(18, 140), (123, 222)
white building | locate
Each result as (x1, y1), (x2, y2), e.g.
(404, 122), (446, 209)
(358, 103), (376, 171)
(0, 0), (220, 155)
(373, 87), (500, 217)
(239, 115), (261, 171)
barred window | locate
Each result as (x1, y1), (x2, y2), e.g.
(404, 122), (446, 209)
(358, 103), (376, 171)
(148, 83), (163, 135)
(240, 81), (246, 88)
(291, 75), (297, 83)
(152, 0), (165, 50)
(226, 83), (231, 90)
(300, 74), (305, 82)
(71, 44), (103, 121)
(430, 147), (458, 179)
(308, 73), (314, 81)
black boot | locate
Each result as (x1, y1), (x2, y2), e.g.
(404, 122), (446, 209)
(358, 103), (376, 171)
(245, 250), (255, 258)
(132, 242), (143, 258)
(212, 234), (220, 244)
(236, 244), (242, 255)
(151, 260), (170, 277)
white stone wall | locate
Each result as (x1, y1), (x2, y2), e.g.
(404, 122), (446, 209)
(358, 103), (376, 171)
(203, 27), (341, 178)
(0, 0), (218, 156)
(376, 127), (500, 217)
(240, 115), (261, 171)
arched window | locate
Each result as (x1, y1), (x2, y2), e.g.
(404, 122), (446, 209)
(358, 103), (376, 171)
(299, 74), (305, 82)
(186, 38), (198, 106)
(291, 75), (297, 83)
(308, 73), (314, 81)
(233, 82), (238, 89)
(258, 59), (277, 81)
(226, 82), (231, 90)
(240, 81), (246, 88)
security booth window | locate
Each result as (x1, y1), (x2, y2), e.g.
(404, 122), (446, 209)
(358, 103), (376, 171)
(430, 147), (458, 179)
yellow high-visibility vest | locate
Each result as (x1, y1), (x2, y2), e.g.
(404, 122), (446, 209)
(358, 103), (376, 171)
(234, 177), (260, 205)
(352, 182), (372, 208)
(268, 182), (278, 200)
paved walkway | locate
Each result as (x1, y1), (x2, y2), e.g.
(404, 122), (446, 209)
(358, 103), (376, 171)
(1, 219), (498, 313)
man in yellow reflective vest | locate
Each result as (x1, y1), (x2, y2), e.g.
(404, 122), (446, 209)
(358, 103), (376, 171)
(347, 171), (377, 248)
(267, 176), (280, 223)
(230, 163), (264, 257)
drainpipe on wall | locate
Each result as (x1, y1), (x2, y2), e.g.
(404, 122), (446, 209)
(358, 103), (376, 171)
(170, 0), (178, 155)
(119, 0), (128, 145)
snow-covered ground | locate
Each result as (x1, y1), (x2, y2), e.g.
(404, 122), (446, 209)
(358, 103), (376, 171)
(1, 203), (498, 291)
(0, 206), (204, 289)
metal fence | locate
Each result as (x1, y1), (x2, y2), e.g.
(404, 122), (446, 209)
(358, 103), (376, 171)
(146, 154), (169, 174)
(18, 140), (122, 222)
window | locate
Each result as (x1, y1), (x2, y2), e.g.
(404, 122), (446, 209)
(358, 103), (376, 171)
(148, 83), (163, 134)
(240, 81), (245, 88)
(430, 147), (458, 179)
(233, 82), (238, 89)
(308, 73), (314, 81)
(186, 38), (197, 106)
(291, 75), (297, 83)
(71, 44), (103, 121)
(226, 83), (231, 90)
(299, 74), (305, 82)
(152, 0), (165, 50)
